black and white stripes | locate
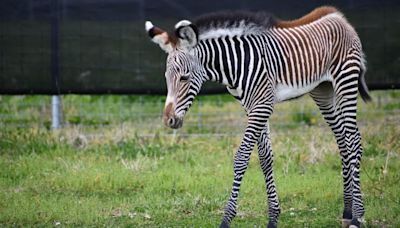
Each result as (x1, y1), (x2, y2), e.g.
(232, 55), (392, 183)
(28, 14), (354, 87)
(146, 6), (370, 228)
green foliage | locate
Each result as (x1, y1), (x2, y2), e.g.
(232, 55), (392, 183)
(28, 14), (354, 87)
(383, 102), (400, 111)
(291, 112), (318, 126)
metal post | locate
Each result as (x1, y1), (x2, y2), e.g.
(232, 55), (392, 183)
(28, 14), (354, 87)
(52, 95), (61, 129)
(51, 0), (61, 130)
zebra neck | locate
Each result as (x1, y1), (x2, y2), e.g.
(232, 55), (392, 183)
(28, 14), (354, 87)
(196, 39), (234, 88)
(196, 35), (267, 102)
(196, 37), (246, 89)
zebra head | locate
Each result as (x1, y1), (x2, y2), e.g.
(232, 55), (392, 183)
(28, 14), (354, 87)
(145, 20), (206, 129)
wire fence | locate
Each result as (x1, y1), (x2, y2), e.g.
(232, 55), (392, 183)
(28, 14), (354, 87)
(1, 92), (399, 140)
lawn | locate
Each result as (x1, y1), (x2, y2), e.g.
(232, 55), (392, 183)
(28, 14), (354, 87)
(0, 91), (399, 227)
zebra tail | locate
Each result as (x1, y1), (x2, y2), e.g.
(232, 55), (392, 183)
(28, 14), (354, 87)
(358, 66), (372, 103)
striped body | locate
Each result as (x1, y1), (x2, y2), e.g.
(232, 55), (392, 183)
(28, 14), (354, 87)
(195, 11), (363, 106)
(146, 6), (370, 228)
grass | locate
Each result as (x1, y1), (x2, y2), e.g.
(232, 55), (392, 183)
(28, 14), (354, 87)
(0, 91), (399, 227)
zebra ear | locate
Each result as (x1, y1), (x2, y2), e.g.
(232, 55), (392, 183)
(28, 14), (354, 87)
(175, 20), (198, 50)
(145, 21), (176, 53)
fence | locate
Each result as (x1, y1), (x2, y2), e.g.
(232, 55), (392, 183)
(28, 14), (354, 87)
(1, 0), (400, 95)
(1, 0), (399, 133)
(1, 92), (399, 139)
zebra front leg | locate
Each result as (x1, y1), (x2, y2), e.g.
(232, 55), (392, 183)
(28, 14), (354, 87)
(220, 108), (271, 228)
(258, 124), (280, 228)
(219, 131), (258, 228)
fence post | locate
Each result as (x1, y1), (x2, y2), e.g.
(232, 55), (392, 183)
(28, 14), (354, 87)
(51, 0), (61, 130)
(52, 95), (62, 129)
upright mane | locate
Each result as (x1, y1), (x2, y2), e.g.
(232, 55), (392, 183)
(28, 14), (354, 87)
(194, 11), (276, 39)
(192, 7), (340, 39)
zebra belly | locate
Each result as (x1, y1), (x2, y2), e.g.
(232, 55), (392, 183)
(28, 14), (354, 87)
(275, 77), (331, 102)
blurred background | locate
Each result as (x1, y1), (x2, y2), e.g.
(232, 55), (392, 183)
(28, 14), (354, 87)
(0, 0), (399, 135)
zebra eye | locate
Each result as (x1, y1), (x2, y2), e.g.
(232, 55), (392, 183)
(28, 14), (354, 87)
(180, 73), (190, 82)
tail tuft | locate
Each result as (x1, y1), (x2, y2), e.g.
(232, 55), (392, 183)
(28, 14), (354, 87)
(358, 67), (372, 103)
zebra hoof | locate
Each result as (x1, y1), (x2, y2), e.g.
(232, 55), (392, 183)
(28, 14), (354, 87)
(267, 220), (277, 228)
(349, 225), (359, 228)
(219, 220), (230, 228)
(341, 218), (352, 228)
(349, 218), (361, 228)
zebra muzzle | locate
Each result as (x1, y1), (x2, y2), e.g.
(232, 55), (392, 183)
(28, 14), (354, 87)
(163, 102), (183, 129)
(166, 116), (183, 129)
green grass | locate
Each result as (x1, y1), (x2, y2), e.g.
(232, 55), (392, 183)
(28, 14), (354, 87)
(0, 91), (399, 227)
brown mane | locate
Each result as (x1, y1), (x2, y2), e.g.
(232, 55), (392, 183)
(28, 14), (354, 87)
(275, 6), (339, 28)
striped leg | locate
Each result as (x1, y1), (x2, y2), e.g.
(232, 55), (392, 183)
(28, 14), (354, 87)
(312, 59), (365, 227)
(346, 126), (364, 228)
(334, 57), (365, 227)
(332, 97), (365, 228)
(220, 104), (272, 228)
(258, 123), (280, 228)
(310, 82), (354, 226)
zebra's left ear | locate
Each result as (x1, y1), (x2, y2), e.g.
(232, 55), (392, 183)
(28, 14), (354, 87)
(175, 20), (198, 50)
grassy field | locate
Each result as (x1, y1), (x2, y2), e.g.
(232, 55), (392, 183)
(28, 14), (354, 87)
(0, 91), (399, 227)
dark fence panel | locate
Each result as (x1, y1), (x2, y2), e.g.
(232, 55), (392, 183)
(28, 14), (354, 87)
(0, 0), (399, 95)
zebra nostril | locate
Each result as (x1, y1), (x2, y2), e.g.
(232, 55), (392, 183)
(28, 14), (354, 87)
(168, 117), (175, 126)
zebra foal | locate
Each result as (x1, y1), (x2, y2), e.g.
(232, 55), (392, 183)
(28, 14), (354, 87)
(145, 6), (371, 228)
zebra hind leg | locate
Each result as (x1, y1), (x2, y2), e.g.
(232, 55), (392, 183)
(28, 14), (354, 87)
(337, 100), (365, 228)
(334, 61), (366, 227)
(347, 127), (365, 228)
(310, 82), (354, 227)
(257, 124), (280, 228)
(334, 58), (365, 228)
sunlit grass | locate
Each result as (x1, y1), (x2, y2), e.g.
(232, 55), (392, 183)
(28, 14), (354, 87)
(0, 91), (399, 227)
